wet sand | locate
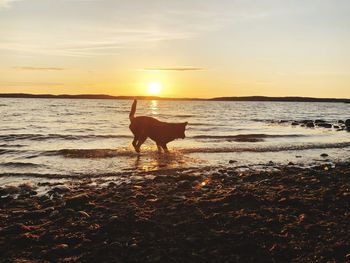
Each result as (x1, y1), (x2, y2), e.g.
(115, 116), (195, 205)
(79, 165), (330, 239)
(1, 162), (350, 262)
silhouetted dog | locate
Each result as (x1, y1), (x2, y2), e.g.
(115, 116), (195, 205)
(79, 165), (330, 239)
(129, 100), (187, 153)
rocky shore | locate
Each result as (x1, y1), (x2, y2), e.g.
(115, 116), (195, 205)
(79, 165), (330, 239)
(1, 163), (350, 262)
(270, 118), (350, 131)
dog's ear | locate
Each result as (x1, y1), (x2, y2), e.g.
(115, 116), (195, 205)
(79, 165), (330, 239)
(184, 122), (188, 126)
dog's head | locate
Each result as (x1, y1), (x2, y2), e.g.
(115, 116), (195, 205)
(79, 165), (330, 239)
(176, 122), (188, 139)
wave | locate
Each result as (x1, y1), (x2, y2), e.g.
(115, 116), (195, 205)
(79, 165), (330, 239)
(0, 144), (25, 148)
(191, 134), (305, 142)
(0, 149), (19, 155)
(189, 122), (230, 127)
(106, 109), (130, 112)
(189, 123), (210, 126)
(0, 172), (81, 179)
(0, 128), (24, 131)
(37, 149), (135, 158)
(23, 142), (350, 159)
(0, 162), (42, 168)
(181, 142), (350, 154)
(173, 114), (194, 118)
(62, 112), (80, 116)
(0, 133), (132, 142)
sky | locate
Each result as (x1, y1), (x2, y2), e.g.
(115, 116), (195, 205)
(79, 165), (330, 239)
(0, 0), (350, 98)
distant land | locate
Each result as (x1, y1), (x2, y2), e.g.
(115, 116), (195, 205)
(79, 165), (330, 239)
(0, 93), (349, 103)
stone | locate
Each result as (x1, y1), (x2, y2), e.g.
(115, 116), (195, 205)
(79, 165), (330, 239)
(345, 119), (350, 129)
(108, 182), (117, 187)
(1, 223), (36, 234)
(301, 120), (313, 124)
(78, 211), (90, 218)
(18, 183), (36, 191)
(109, 215), (120, 223)
(50, 185), (71, 194)
(177, 180), (192, 189)
(65, 193), (90, 208)
(50, 210), (60, 218)
(317, 123), (332, 128)
(53, 244), (69, 250)
(25, 207), (54, 219)
(0, 186), (19, 196)
(227, 170), (236, 176)
(135, 194), (147, 201)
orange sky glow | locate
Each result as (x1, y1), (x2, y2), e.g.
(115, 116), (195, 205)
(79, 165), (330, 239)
(1, 0), (350, 98)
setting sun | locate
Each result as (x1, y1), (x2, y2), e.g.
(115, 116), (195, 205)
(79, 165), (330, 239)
(147, 82), (162, 95)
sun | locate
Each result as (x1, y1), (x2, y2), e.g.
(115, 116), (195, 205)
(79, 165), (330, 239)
(147, 82), (162, 95)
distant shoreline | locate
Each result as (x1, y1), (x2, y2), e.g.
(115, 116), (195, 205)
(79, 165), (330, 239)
(0, 93), (349, 103)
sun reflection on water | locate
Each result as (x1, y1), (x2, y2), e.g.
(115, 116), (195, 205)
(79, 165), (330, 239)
(151, 100), (158, 115)
(129, 149), (201, 172)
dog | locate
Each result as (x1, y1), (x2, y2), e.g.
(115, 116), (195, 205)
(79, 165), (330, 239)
(129, 100), (187, 153)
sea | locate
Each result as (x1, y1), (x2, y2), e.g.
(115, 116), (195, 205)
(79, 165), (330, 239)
(1, 98), (349, 187)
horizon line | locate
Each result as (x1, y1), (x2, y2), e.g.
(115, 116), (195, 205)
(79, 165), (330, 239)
(0, 93), (349, 102)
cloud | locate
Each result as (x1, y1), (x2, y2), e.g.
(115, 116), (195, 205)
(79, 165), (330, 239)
(13, 66), (66, 71)
(0, 28), (193, 57)
(0, 1), (267, 57)
(143, 67), (205, 71)
(0, 2), (224, 57)
(0, 0), (22, 9)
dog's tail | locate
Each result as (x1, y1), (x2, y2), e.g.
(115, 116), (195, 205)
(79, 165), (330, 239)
(129, 99), (137, 121)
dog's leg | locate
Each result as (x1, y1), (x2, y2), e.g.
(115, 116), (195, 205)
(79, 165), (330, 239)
(132, 137), (138, 148)
(161, 143), (169, 153)
(135, 135), (147, 153)
(156, 143), (162, 153)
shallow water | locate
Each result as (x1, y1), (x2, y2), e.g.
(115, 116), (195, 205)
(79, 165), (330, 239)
(0, 98), (349, 185)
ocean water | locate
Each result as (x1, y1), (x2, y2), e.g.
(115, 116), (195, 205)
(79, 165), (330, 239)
(0, 98), (349, 186)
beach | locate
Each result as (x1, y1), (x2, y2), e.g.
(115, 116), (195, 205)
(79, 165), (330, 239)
(1, 161), (350, 262)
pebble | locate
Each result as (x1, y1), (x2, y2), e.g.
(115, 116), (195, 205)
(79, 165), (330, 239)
(50, 185), (71, 194)
(78, 211), (90, 218)
(53, 244), (69, 250)
(177, 180), (192, 189)
(109, 215), (119, 223)
(1, 163), (350, 262)
(317, 123), (332, 128)
(65, 193), (90, 208)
